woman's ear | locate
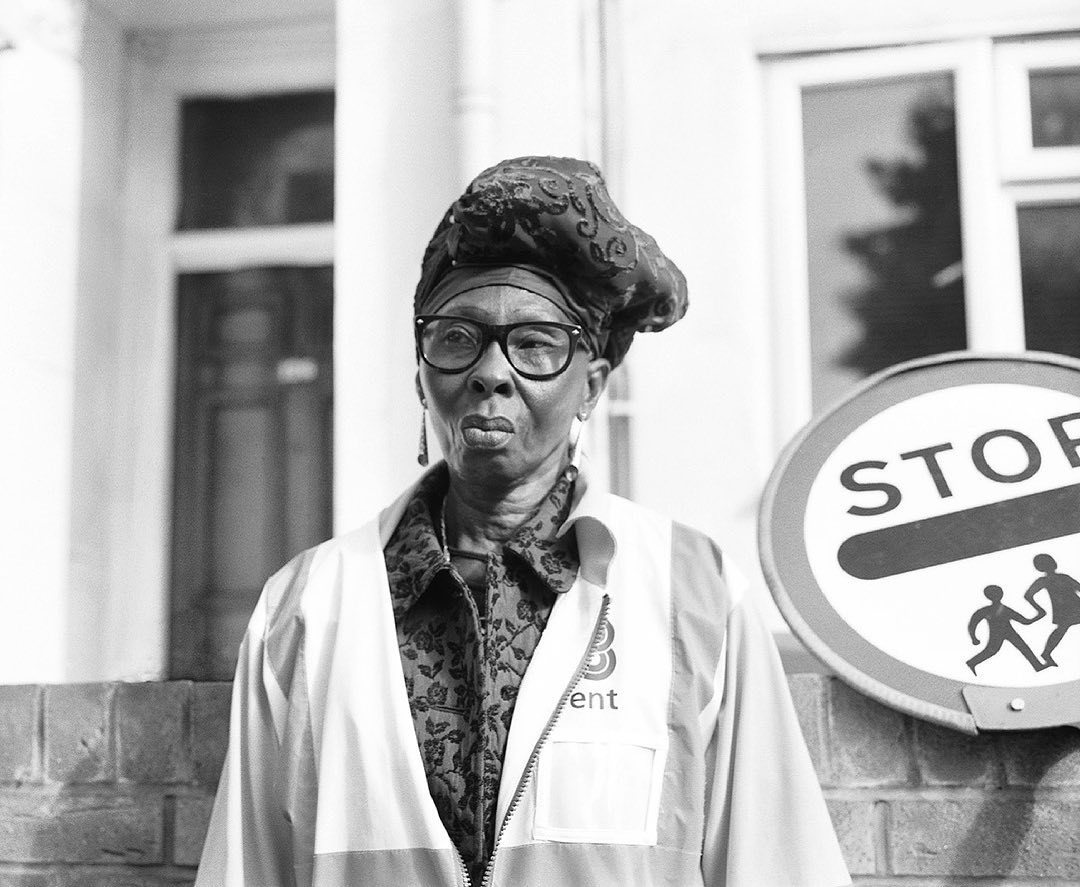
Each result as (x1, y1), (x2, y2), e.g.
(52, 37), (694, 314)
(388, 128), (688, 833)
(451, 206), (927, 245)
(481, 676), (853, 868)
(415, 371), (426, 406)
(579, 357), (611, 420)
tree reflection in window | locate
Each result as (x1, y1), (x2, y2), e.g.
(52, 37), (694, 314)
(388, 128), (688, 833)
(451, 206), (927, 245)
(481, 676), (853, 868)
(839, 97), (967, 378)
(802, 78), (969, 411)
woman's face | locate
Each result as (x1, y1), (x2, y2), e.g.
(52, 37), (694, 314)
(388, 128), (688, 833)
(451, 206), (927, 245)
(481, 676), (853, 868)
(418, 285), (610, 487)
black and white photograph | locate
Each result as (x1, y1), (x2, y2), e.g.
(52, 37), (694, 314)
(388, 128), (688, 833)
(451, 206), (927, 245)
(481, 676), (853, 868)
(1, 0), (1080, 884)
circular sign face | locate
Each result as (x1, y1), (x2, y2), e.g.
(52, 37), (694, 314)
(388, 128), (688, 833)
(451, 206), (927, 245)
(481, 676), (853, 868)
(761, 353), (1080, 732)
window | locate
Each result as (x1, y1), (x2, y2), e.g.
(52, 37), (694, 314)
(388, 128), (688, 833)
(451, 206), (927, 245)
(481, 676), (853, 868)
(997, 39), (1080, 364)
(178, 92), (334, 229)
(801, 72), (966, 411)
(169, 91), (335, 680)
(584, 363), (634, 498)
(767, 36), (1080, 442)
(111, 20), (334, 680)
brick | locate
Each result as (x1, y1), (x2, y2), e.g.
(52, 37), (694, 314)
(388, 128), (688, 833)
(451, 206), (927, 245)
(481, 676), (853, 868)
(116, 683), (192, 784)
(827, 678), (911, 786)
(913, 719), (999, 786)
(192, 683), (231, 786)
(889, 798), (1080, 877)
(0, 787), (163, 864)
(44, 685), (112, 784)
(825, 798), (876, 875)
(787, 674), (828, 781)
(1001, 727), (1080, 787)
(173, 793), (214, 867)
(0, 869), (59, 887)
(56, 870), (194, 887)
(0, 686), (37, 783)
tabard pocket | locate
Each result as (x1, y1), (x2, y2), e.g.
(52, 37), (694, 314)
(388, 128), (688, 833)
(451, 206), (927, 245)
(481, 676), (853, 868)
(532, 734), (667, 845)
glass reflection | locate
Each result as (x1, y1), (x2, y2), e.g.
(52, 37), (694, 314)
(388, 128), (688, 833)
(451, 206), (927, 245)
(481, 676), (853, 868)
(802, 75), (967, 411)
(1029, 68), (1080, 148)
(178, 91), (335, 229)
(1020, 203), (1080, 358)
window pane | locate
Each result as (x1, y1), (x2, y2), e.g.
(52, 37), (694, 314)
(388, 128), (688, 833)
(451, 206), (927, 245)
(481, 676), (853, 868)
(210, 404), (279, 591)
(1029, 68), (1080, 148)
(1020, 203), (1080, 358)
(608, 415), (633, 498)
(802, 74), (967, 411)
(171, 265), (334, 679)
(178, 91), (334, 229)
(606, 365), (632, 498)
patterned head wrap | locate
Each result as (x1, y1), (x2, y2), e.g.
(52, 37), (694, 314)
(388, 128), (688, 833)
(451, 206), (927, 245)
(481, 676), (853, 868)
(414, 156), (688, 368)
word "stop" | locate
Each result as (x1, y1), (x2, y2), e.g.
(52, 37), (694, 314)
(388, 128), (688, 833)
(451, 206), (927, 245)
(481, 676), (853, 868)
(836, 412), (1080, 581)
(840, 412), (1080, 518)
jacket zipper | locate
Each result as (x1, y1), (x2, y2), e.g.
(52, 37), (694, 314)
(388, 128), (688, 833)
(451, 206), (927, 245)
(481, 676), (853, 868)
(455, 846), (472, 887)
(470, 594), (612, 887)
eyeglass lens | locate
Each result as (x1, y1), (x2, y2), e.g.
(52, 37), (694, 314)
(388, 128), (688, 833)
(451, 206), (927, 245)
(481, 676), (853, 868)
(421, 318), (574, 376)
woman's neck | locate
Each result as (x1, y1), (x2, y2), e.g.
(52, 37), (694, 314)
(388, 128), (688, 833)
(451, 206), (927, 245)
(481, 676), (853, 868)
(443, 457), (568, 554)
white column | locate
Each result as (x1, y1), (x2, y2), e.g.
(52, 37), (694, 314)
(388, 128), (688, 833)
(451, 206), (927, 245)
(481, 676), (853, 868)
(0, 2), (84, 683)
(334, 0), (460, 532)
(454, 0), (496, 188)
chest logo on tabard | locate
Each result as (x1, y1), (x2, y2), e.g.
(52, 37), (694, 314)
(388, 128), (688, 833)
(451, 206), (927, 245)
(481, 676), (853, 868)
(761, 353), (1080, 733)
(583, 616), (616, 681)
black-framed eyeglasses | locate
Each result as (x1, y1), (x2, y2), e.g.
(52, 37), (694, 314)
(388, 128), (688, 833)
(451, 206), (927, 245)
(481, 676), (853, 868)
(415, 315), (587, 380)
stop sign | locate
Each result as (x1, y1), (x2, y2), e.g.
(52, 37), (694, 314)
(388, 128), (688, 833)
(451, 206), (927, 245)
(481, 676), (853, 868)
(761, 353), (1080, 732)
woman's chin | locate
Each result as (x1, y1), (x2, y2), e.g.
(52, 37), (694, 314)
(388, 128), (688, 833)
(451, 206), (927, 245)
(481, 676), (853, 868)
(447, 442), (517, 474)
(447, 443), (542, 486)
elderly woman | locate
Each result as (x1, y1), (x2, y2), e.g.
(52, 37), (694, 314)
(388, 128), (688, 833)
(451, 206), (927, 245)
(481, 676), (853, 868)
(196, 157), (849, 886)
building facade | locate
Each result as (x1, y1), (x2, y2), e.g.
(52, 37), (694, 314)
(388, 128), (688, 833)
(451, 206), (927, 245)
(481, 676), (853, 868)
(2, 0), (1079, 681)
(3, 1), (1080, 882)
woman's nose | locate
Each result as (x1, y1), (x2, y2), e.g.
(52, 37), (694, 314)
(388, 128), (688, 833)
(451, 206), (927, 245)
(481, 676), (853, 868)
(467, 340), (514, 395)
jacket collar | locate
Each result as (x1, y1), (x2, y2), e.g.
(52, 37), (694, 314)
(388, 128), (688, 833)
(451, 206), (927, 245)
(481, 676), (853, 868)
(557, 453), (618, 588)
(381, 464), (451, 618)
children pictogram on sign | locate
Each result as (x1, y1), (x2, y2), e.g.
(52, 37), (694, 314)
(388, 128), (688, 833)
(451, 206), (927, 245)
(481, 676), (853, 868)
(966, 585), (1048, 675)
(1023, 553), (1080, 667)
(965, 554), (1080, 674)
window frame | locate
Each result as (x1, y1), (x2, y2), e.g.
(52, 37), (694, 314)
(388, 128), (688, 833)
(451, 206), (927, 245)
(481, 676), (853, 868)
(995, 37), (1080, 182)
(1000, 179), (1080, 355)
(111, 19), (334, 679)
(763, 39), (1021, 448)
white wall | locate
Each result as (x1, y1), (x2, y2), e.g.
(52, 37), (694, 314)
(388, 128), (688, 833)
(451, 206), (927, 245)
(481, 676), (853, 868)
(749, 0), (1080, 52)
(8, 0), (1080, 683)
(601, 0), (782, 628)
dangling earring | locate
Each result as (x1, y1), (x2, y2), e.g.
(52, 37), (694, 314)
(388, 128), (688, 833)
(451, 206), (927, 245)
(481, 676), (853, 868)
(567, 411), (586, 477)
(417, 404), (429, 466)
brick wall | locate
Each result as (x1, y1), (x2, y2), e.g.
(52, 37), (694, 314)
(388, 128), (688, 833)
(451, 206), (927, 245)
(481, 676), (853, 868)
(0, 677), (1078, 885)
(790, 675), (1080, 885)
(0, 682), (228, 886)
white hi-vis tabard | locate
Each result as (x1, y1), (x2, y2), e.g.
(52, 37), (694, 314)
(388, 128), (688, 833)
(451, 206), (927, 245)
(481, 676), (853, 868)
(196, 468), (850, 887)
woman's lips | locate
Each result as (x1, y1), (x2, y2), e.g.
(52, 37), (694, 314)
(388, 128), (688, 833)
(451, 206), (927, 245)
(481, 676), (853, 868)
(461, 414), (514, 448)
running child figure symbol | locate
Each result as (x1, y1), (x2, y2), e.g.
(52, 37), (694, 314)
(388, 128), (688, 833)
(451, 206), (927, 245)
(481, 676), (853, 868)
(966, 585), (1046, 675)
(966, 553), (1080, 675)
